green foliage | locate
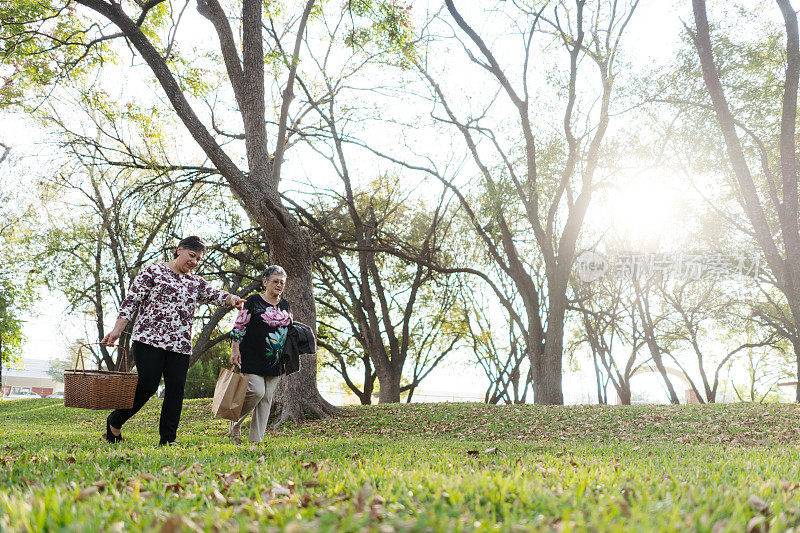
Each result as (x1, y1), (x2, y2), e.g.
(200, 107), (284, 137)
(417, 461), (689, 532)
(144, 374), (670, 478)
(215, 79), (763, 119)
(166, 54), (214, 99)
(343, 0), (416, 66)
(0, 1), (113, 108)
(3, 400), (800, 531)
(28, 111), (253, 363)
(0, 277), (24, 366)
(0, 161), (37, 367)
(657, 5), (790, 186)
(46, 348), (78, 383)
(312, 174), (465, 398)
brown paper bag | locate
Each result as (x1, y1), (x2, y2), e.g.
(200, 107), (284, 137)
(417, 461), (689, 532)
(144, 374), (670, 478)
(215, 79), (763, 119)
(212, 366), (248, 421)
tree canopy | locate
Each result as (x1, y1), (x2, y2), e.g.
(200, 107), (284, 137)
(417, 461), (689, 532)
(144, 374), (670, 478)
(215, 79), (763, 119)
(3, 0), (800, 405)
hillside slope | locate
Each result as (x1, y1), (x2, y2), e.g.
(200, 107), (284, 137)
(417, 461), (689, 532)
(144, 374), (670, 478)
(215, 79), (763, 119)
(1, 399), (799, 532)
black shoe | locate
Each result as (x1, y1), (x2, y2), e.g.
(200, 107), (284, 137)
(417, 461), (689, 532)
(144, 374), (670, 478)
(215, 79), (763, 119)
(158, 440), (176, 447)
(105, 418), (122, 443)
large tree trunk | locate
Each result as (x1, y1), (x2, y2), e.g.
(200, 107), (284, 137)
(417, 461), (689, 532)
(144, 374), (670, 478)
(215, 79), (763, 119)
(536, 337), (565, 404)
(792, 337), (800, 402)
(268, 222), (341, 423)
(785, 306), (800, 402)
(617, 381), (631, 405)
(360, 375), (374, 405)
(361, 356), (375, 404)
(377, 366), (402, 403)
(534, 293), (566, 404)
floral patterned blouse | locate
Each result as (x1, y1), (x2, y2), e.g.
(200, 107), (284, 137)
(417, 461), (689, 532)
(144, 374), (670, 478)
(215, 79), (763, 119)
(230, 294), (292, 376)
(118, 263), (231, 355)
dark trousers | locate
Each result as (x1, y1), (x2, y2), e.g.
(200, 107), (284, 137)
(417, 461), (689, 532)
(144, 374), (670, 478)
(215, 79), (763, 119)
(108, 341), (190, 444)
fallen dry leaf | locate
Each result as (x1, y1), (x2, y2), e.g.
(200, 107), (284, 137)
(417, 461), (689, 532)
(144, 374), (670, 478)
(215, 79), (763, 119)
(158, 515), (182, 533)
(212, 490), (227, 506)
(158, 515), (202, 533)
(711, 519), (729, 533)
(369, 502), (386, 521)
(355, 483), (374, 511)
(781, 480), (800, 492)
(745, 515), (768, 533)
(178, 462), (203, 476)
(216, 471), (242, 490)
(747, 494), (770, 515)
(75, 486), (99, 501)
(164, 482), (183, 493)
(299, 493), (313, 508)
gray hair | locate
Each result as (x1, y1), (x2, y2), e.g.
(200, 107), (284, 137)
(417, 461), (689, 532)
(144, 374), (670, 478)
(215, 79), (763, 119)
(261, 265), (287, 281)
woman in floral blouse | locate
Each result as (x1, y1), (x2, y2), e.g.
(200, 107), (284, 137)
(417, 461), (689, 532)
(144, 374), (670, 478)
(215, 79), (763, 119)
(228, 265), (292, 443)
(100, 236), (245, 445)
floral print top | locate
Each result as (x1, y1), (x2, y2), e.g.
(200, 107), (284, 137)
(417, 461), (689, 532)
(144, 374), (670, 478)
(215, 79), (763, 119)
(118, 263), (231, 355)
(230, 294), (292, 376)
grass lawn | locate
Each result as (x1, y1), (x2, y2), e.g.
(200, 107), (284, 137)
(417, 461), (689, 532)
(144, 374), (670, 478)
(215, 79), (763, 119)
(2, 399), (800, 532)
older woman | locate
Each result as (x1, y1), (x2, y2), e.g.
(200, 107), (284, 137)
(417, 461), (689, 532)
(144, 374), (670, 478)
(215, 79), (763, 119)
(228, 265), (292, 443)
(100, 236), (245, 445)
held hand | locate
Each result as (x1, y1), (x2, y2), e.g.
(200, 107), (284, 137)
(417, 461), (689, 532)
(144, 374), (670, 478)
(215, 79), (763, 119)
(228, 295), (246, 310)
(100, 329), (122, 347)
(229, 351), (241, 367)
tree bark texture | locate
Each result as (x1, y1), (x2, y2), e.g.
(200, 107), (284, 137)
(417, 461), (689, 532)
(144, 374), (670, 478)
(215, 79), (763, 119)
(269, 223), (340, 423)
(617, 383), (631, 405)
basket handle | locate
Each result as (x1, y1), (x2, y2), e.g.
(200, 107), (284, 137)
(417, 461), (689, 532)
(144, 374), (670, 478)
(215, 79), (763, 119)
(73, 344), (91, 373)
(74, 342), (129, 373)
(116, 340), (131, 371)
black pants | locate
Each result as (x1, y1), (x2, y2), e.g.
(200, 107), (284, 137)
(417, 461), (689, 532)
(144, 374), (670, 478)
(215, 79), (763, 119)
(108, 341), (190, 444)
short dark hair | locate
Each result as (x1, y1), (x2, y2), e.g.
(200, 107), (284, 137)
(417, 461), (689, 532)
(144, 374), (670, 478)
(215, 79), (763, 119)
(261, 265), (287, 281)
(175, 235), (206, 257)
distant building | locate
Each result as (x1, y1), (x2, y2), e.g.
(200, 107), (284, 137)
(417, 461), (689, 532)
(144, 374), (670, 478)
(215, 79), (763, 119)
(1, 359), (63, 397)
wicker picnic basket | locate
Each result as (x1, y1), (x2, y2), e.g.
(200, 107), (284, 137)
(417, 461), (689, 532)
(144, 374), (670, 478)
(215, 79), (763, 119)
(64, 343), (138, 410)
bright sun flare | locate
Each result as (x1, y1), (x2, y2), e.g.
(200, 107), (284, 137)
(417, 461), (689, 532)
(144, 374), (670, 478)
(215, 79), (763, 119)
(605, 178), (678, 251)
